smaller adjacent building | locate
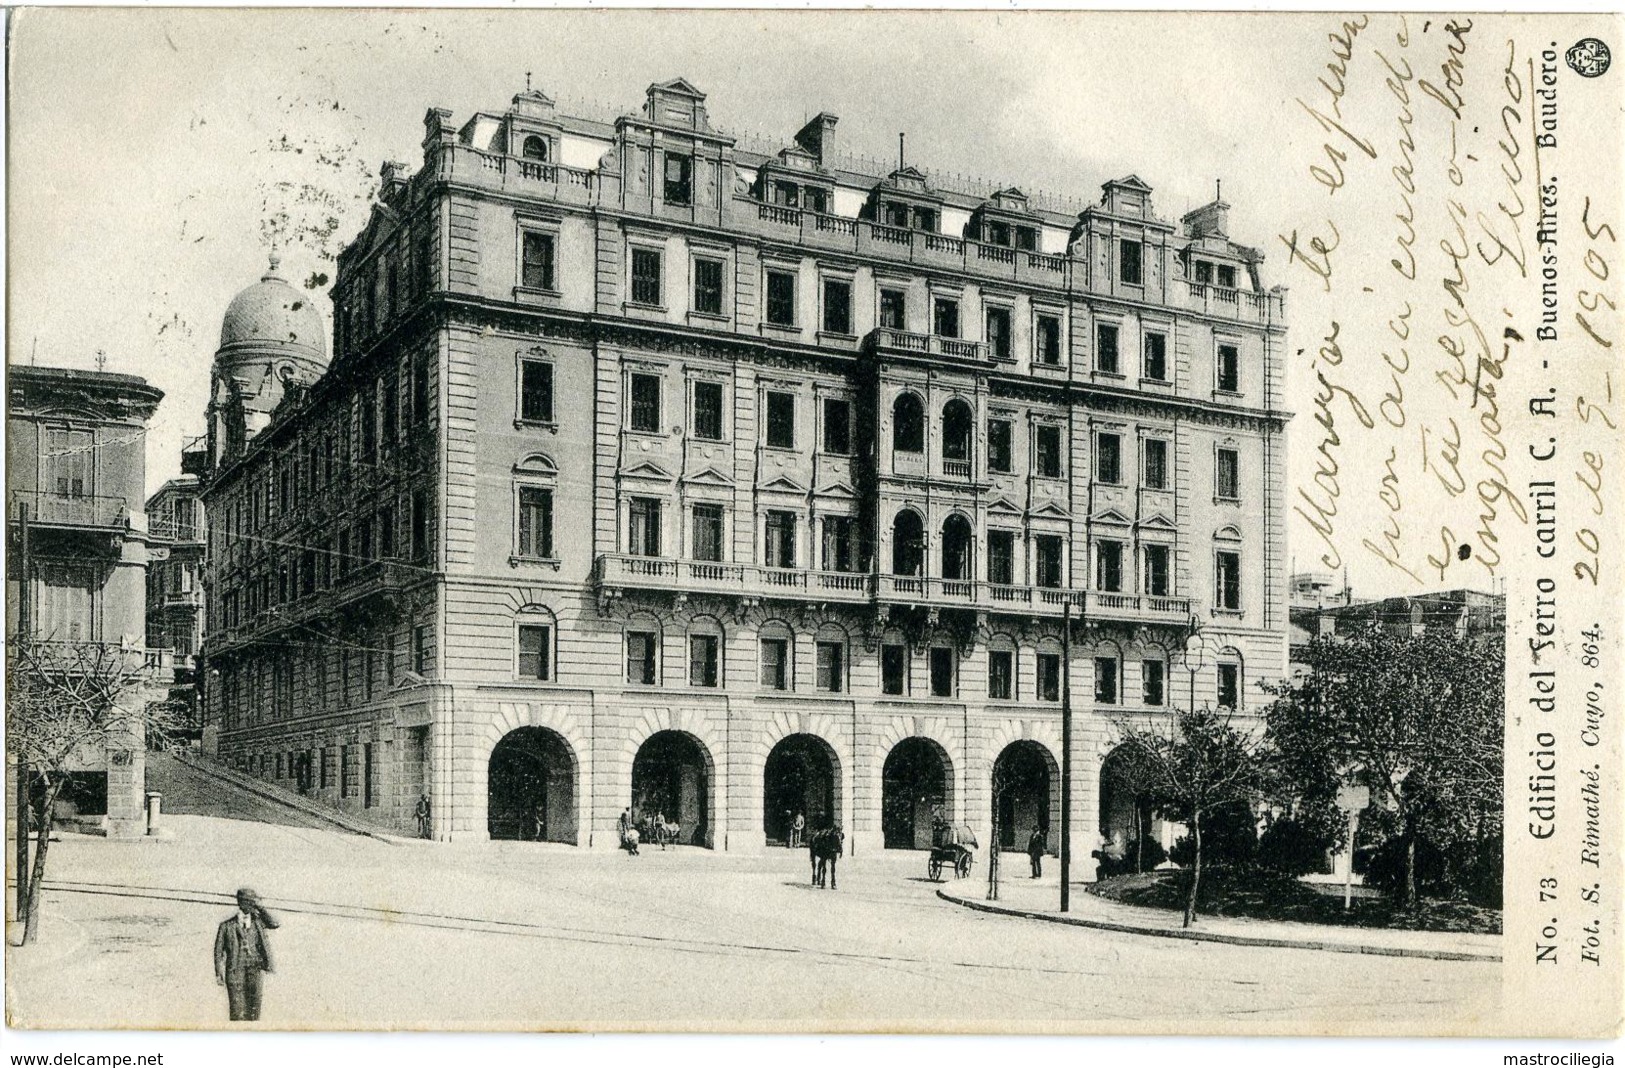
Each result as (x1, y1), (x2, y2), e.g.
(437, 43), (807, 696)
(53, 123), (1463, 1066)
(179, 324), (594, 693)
(145, 474), (208, 740)
(6, 364), (164, 837)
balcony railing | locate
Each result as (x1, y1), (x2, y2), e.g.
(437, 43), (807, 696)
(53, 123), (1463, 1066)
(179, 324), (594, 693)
(868, 328), (989, 364)
(595, 555), (1192, 621)
(10, 490), (128, 530)
(942, 459), (972, 479)
(1183, 280), (1280, 322)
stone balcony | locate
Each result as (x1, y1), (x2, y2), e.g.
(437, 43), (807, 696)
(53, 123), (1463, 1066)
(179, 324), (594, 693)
(594, 553), (1192, 623)
(866, 327), (988, 365)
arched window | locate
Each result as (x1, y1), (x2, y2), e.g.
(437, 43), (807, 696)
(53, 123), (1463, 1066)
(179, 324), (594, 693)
(521, 135), (549, 161)
(942, 399), (973, 463)
(941, 514), (973, 581)
(893, 393), (924, 454)
(892, 510), (925, 576)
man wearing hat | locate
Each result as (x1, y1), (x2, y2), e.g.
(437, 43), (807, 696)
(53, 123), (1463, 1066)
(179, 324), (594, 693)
(214, 888), (279, 1021)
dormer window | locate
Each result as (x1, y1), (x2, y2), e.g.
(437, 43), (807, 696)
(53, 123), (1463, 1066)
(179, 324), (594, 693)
(912, 207), (938, 233)
(521, 135), (549, 162)
(1194, 260), (1214, 284)
(664, 153), (693, 206)
(1119, 239), (1143, 286)
(805, 189), (828, 215)
(773, 181), (799, 208)
(884, 202), (910, 229)
(987, 220), (1011, 246)
(1216, 264), (1237, 289)
(1014, 226), (1037, 251)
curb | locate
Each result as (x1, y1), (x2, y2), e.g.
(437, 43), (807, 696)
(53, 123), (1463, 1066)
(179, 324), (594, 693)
(168, 751), (400, 845)
(936, 889), (1502, 963)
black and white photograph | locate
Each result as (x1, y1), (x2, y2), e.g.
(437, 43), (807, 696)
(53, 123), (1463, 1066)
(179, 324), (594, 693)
(3, 5), (1621, 1052)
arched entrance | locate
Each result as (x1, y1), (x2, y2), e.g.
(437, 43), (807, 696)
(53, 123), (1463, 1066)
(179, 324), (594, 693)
(992, 741), (1058, 852)
(882, 737), (954, 849)
(488, 727), (578, 843)
(631, 730), (713, 847)
(763, 734), (840, 845)
(1099, 744), (1158, 862)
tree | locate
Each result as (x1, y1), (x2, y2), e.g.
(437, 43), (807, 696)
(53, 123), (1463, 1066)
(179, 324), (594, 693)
(1262, 626), (1503, 908)
(1111, 706), (1272, 927)
(7, 639), (180, 944)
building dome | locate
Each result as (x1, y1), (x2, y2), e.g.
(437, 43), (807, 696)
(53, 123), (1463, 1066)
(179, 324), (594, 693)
(216, 256), (327, 363)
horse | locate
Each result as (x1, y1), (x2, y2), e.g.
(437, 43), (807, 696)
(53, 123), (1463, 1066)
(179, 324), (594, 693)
(808, 825), (845, 889)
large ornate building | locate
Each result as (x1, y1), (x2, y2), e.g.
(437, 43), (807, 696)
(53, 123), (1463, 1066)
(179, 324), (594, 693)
(198, 79), (1290, 856)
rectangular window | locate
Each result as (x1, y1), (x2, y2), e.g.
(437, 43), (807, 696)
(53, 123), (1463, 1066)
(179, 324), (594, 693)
(340, 745), (352, 799)
(1096, 432), (1122, 484)
(764, 510), (796, 568)
(759, 638), (789, 690)
(1144, 544), (1171, 597)
(766, 270), (797, 326)
(410, 493), (429, 562)
(912, 207), (938, 233)
(987, 530), (1015, 585)
(361, 391), (377, 461)
(413, 351), (430, 421)
(1036, 315), (1062, 365)
(933, 297), (960, 338)
(1034, 424), (1061, 478)
(693, 257), (724, 315)
(517, 487), (553, 559)
(412, 624), (428, 674)
(822, 398), (851, 455)
(1037, 654), (1061, 702)
(520, 359), (553, 423)
(1096, 323), (1120, 375)
(1144, 332), (1168, 381)
(1034, 535), (1064, 589)
(626, 631), (657, 685)
(381, 374), (399, 445)
(631, 248), (663, 306)
(1195, 261), (1214, 284)
(987, 419), (1012, 473)
(629, 373), (662, 432)
(692, 380), (724, 441)
(663, 152), (692, 205)
(628, 497), (662, 557)
(1143, 438), (1168, 490)
(988, 650), (1013, 700)
(821, 516), (854, 572)
(1218, 663), (1241, 710)
(1094, 657), (1119, 704)
(1217, 344), (1241, 392)
(1216, 448), (1240, 500)
(765, 391), (795, 448)
(1096, 540), (1124, 592)
(806, 189), (828, 215)
(881, 644), (906, 695)
(378, 504), (397, 559)
(986, 307), (1011, 361)
(692, 504), (724, 563)
(1217, 264), (1237, 289)
(1120, 239), (1143, 285)
(773, 180), (799, 207)
(689, 634), (719, 687)
(1142, 659), (1165, 707)
(929, 647), (954, 697)
(521, 231), (555, 290)
(816, 642), (843, 693)
(518, 624), (551, 681)
(884, 202), (910, 228)
(822, 278), (852, 335)
(1216, 551), (1242, 610)
(879, 288), (906, 330)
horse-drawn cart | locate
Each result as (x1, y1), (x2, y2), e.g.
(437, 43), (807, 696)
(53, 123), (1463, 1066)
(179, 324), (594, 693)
(927, 823), (978, 881)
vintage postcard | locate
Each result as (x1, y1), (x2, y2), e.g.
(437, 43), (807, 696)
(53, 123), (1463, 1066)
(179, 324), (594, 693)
(3, 6), (1622, 1043)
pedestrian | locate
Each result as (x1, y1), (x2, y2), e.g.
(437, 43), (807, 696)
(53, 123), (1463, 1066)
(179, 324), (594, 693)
(1027, 826), (1047, 879)
(791, 811), (805, 849)
(214, 887), (279, 1022)
(414, 794), (431, 839)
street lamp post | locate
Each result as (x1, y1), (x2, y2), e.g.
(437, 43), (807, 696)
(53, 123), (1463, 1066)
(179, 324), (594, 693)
(1060, 599), (1073, 913)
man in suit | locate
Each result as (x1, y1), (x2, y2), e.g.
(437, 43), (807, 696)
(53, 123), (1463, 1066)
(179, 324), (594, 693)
(215, 887), (279, 1021)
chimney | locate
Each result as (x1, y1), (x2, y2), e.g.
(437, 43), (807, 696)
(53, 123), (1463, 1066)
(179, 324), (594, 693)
(795, 112), (839, 166)
(380, 160), (412, 198)
(1182, 199), (1230, 239)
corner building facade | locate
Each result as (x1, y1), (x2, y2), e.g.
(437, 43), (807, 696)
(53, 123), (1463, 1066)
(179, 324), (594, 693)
(203, 79), (1290, 857)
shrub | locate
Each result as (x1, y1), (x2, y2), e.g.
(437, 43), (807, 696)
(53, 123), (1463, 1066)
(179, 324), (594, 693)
(1094, 834), (1169, 878)
(1363, 833), (1449, 901)
(1169, 801), (1259, 868)
(1257, 817), (1337, 877)
(1447, 835), (1503, 909)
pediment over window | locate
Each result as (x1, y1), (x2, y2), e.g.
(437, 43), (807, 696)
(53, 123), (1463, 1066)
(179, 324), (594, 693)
(514, 453), (557, 476)
(757, 474), (808, 494)
(986, 496), (1024, 516)
(1031, 500), (1071, 519)
(681, 465), (735, 487)
(1139, 512), (1178, 532)
(1214, 524), (1244, 543)
(1091, 507), (1132, 527)
(814, 478), (857, 498)
(620, 459), (676, 481)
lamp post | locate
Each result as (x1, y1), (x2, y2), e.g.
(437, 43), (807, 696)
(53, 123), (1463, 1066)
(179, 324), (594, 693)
(1060, 599), (1073, 913)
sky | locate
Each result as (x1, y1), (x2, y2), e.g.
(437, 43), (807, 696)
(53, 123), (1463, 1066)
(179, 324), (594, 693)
(9, 8), (1582, 599)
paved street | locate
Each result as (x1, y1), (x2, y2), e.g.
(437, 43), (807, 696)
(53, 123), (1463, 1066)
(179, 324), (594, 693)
(6, 756), (1498, 1033)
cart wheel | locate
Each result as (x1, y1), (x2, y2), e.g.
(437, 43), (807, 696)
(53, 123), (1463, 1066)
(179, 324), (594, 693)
(958, 854), (973, 878)
(928, 856), (943, 881)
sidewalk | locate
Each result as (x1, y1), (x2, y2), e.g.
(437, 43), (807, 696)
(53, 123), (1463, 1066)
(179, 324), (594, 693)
(166, 750), (404, 843)
(936, 871), (1502, 962)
